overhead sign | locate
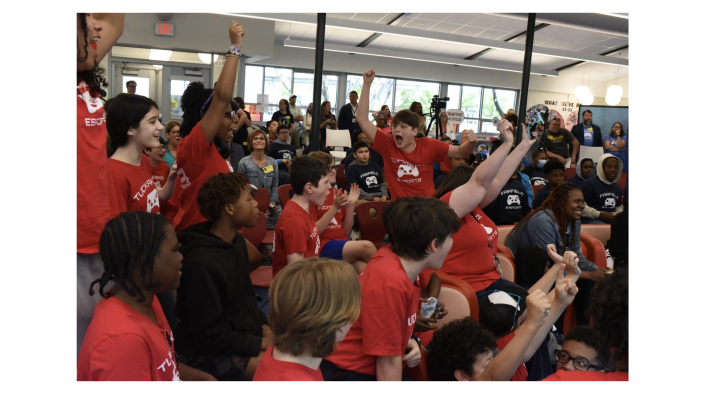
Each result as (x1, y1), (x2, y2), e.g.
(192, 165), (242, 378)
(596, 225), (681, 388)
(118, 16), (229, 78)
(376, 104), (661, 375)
(446, 109), (465, 124)
(155, 23), (175, 37)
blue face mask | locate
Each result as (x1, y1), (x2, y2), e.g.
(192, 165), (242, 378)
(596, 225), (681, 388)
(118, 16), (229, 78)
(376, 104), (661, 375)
(537, 159), (547, 168)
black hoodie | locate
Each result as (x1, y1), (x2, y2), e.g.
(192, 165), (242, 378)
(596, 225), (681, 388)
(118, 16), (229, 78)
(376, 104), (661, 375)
(174, 221), (267, 358)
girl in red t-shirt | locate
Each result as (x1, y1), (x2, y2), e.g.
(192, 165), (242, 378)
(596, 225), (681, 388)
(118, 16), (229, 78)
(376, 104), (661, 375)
(78, 212), (214, 381)
(106, 94), (178, 217)
(171, 21), (245, 232)
(434, 120), (535, 304)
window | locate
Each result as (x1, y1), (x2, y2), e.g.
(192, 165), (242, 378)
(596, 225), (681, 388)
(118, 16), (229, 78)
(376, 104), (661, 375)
(123, 76), (150, 98)
(346, 74), (395, 115)
(446, 85), (461, 111)
(482, 89), (518, 120)
(394, 79), (440, 113)
(292, 72), (338, 115)
(169, 80), (191, 118)
(460, 85), (483, 132)
(263, 67), (293, 106)
(244, 66), (264, 120)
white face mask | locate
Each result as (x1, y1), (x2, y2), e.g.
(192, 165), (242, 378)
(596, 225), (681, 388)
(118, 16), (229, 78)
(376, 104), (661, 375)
(537, 159), (547, 168)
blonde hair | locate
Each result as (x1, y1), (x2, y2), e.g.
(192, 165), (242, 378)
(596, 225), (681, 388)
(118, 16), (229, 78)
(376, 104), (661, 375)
(269, 258), (361, 358)
(308, 151), (334, 166)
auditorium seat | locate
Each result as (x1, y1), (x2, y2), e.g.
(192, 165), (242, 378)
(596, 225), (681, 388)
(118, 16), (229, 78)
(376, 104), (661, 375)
(581, 225), (611, 246)
(617, 172), (627, 191)
(532, 184), (545, 195)
(434, 271), (480, 325)
(277, 184), (293, 208)
(497, 244), (516, 270)
(580, 231), (607, 270)
(336, 164), (347, 191)
(254, 188), (270, 213)
(497, 225), (515, 246)
(497, 254), (516, 283)
(355, 201), (390, 249)
(564, 167), (576, 180)
(240, 212), (267, 249)
(249, 265), (273, 289)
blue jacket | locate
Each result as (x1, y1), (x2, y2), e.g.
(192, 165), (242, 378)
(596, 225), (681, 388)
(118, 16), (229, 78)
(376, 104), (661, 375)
(516, 171), (533, 208)
(570, 123), (602, 147)
(504, 209), (597, 272)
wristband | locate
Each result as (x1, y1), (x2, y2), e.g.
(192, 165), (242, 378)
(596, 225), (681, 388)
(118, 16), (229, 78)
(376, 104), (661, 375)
(226, 44), (242, 58)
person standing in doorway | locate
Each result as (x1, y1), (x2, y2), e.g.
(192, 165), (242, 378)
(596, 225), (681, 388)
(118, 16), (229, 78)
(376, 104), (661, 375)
(126, 80), (137, 94)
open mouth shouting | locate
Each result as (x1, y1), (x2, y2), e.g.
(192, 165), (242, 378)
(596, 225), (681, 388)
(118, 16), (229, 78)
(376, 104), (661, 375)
(90, 37), (99, 51)
(393, 132), (404, 147)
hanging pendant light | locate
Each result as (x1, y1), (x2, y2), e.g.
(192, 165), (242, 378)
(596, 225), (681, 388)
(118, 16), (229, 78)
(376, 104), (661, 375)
(606, 68), (624, 104)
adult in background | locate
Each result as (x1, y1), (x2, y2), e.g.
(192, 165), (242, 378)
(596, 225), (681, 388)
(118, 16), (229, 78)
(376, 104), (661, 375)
(570, 109), (602, 148)
(338, 90), (360, 136)
(288, 94), (304, 148)
(163, 121), (181, 168)
(303, 103), (313, 147)
(319, 101), (337, 148)
(603, 122), (628, 174)
(429, 111), (456, 140)
(237, 130), (282, 230)
(541, 118), (579, 166)
(232, 96), (251, 156)
(76, 12), (125, 356)
(409, 102), (426, 127)
(271, 99), (295, 134)
(126, 80), (136, 94)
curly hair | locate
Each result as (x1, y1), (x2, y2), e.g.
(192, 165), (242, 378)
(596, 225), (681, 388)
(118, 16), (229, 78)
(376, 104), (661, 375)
(92, 212), (170, 303)
(197, 172), (250, 222)
(269, 258), (361, 358)
(179, 81), (214, 138)
(562, 325), (611, 368)
(427, 317), (497, 381)
(507, 182), (581, 255)
(589, 269), (628, 364)
(77, 13), (108, 98)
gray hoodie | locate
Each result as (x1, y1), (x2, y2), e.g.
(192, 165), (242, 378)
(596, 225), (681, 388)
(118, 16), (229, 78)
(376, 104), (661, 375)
(581, 153), (624, 219)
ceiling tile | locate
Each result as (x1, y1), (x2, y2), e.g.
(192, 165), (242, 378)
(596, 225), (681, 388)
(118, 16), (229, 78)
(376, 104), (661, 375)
(444, 13), (479, 25)
(428, 22), (464, 34)
(539, 39), (588, 52)
(468, 15), (505, 29)
(413, 13), (451, 21)
(349, 13), (393, 24)
(327, 13), (356, 21)
(403, 18), (440, 30)
(575, 44), (611, 54)
(476, 29), (511, 40)
(535, 25), (590, 41)
(575, 34), (616, 45)
(598, 37), (628, 48)
(393, 17), (415, 27)
(451, 25), (486, 37)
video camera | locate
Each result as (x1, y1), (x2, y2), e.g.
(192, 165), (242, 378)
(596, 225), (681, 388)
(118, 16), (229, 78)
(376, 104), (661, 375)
(430, 95), (449, 112)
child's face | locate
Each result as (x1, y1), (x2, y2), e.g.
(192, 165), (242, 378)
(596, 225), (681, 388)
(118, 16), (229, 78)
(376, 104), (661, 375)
(146, 145), (166, 162)
(556, 340), (601, 372)
(580, 160), (594, 178)
(392, 122), (418, 150)
(602, 158), (619, 181)
(429, 235), (454, 271)
(533, 152), (548, 166)
(277, 128), (290, 143)
(310, 174), (332, 206)
(546, 169), (565, 188)
(151, 224), (183, 292)
(355, 147), (370, 164)
(131, 106), (163, 149)
(230, 187), (260, 228)
(450, 157), (466, 169)
(327, 162), (337, 185)
(357, 132), (371, 146)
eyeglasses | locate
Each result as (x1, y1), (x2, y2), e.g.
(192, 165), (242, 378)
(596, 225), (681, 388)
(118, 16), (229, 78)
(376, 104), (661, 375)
(158, 146), (168, 151)
(225, 110), (237, 119)
(329, 165), (338, 172)
(554, 350), (602, 372)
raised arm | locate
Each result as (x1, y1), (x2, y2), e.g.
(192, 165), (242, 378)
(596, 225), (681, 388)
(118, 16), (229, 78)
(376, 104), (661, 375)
(316, 190), (348, 234)
(446, 130), (478, 158)
(448, 121), (514, 218)
(199, 21), (243, 144)
(93, 13), (125, 63)
(357, 69), (378, 142)
(479, 123), (536, 208)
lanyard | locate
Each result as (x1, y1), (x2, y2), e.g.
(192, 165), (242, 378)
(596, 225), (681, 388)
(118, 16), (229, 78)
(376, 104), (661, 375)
(351, 104), (357, 116)
(470, 212), (503, 279)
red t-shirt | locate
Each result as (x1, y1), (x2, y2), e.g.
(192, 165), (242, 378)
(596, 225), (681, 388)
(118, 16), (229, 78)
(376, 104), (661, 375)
(542, 370), (629, 381)
(310, 187), (348, 243)
(150, 161), (171, 189)
(272, 200), (321, 277)
(172, 123), (232, 231)
(253, 347), (324, 381)
(107, 156), (161, 216)
(326, 247), (420, 376)
(78, 295), (181, 381)
(77, 81), (112, 254)
(439, 191), (501, 292)
(372, 128), (449, 200)
(496, 332), (528, 381)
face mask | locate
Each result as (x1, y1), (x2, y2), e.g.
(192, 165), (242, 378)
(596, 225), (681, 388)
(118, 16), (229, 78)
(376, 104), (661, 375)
(537, 160), (547, 168)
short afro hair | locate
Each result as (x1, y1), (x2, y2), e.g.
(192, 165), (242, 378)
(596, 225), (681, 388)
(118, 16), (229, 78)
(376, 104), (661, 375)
(197, 172), (250, 222)
(589, 269), (628, 363)
(543, 159), (566, 175)
(563, 325), (611, 368)
(427, 317), (497, 381)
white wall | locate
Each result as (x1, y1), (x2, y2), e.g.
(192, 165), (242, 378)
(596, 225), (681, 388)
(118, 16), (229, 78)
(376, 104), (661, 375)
(118, 14), (275, 58)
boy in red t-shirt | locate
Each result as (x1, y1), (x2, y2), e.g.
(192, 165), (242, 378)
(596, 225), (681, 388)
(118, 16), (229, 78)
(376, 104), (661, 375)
(356, 68), (478, 199)
(272, 156), (347, 276)
(144, 138), (173, 189)
(323, 196), (461, 381)
(254, 258), (361, 381)
(307, 152), (377, 273)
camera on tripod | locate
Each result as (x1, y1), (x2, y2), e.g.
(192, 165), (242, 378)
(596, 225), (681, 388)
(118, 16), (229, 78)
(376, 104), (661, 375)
(430, 95), (449, 113)
(426, 95), (450, 138)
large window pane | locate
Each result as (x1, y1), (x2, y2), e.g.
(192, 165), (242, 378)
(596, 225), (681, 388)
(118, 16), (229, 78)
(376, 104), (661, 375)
(263, 67), (293, 106)
(446, 85), (461, 110)
(395, 79), (440, 113)
(461, 118), (480, 133)
(322, 75), (338, 110)
(347, 74), (394, 114)
(292, 73), (337, 112)
(461, 86), (483, 120)
(244, 65), (264, 104)
(169, 79), (191, 118)
(124, 76), (150, 98)
(481, 89), (518, 120)
(480, 120), (499, 134)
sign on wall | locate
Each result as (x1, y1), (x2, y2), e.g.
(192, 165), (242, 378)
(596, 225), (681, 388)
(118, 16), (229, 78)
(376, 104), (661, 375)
(256, 94), (268, 114)
(446, 109), (465, 124)
(155, 23), (175, 37)
(526, 101), (581, 133)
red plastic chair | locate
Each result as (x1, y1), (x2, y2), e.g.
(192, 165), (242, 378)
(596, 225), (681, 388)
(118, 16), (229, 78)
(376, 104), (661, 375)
(336, 164), (347, 191)
(496, 225), (515, 246)
(249, 265), (273, 289)
(277, 184), (294, 208)
(617, 172), (627, 191)
(532, 184), (545, 195)
(497, 244), (516, 271)
(497, 254), (516, 283)
(434, 271), (480, 325)
(254, 188), (270, 213)
(581, 225), (611, 246)
(355, 201), (390, 249)
(564, 167), (577, 180)
(239, 212), (267, 249)
(580, 231), (608, 270)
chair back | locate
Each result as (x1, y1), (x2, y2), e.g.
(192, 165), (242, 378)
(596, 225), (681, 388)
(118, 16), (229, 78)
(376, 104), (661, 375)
(239, 212), (267, 249)
(581, 225), (611, 246)
(277, 184), (294, 208)
(564, 167), (577, 180)
(405, 346), (430, 381)
(355, 201), (390, 249)
(580, 231), (608, 269)
(326, 129), (353, 148)
(254, 188), (270, 213)
(496, 225), (515, 246)
(249, 265), (273, 289)
(617, 172), (627, 191)
(497, 254), (516, 282)
(434, 271), (480, 324)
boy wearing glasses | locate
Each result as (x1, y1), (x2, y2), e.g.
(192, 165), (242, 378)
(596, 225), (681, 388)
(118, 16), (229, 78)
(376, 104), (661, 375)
(554, 325), (608, 373)
(145, 137), (171, 188)
(267, 125), (297, 186)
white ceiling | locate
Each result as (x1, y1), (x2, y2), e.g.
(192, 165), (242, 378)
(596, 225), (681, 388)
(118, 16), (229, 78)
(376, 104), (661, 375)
(273, 13), (628, 81)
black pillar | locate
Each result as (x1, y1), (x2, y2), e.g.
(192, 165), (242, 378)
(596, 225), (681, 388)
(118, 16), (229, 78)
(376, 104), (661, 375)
(515, 13), (536, 147)
(309, 13), (327, 153)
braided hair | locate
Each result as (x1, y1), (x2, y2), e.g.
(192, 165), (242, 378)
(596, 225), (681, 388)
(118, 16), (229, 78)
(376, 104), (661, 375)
(179, 81), (215, 138)
(507, 182), (580, 255)
(91, 212), (170, 303)
(77, 13), (108, 98)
